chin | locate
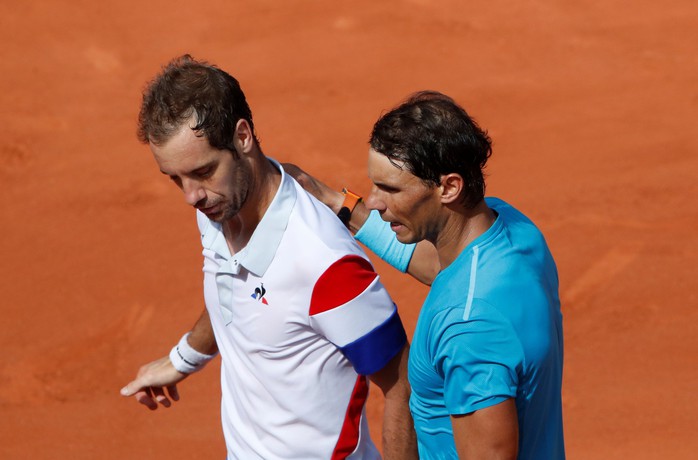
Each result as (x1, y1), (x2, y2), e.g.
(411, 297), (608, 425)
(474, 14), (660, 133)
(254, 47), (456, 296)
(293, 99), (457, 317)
(395, 233), (417, 245)
(209, 207), (236, 223)
(209, 214), (226, 223)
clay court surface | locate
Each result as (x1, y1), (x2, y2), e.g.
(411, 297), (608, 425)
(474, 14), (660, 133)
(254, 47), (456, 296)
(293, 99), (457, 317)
(1, 1), (696, 458)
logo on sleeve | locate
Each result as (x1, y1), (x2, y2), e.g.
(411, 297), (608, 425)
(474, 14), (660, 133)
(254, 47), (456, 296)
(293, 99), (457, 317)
(251, 283), (268, 305)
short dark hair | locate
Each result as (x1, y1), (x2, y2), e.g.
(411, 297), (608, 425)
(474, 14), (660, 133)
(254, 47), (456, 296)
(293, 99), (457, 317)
(137, 54), (257, 150)
(369, 91), (492, 208)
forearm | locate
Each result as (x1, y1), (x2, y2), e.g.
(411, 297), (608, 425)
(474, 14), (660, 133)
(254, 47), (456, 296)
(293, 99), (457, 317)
(381, 379), (418, 459)
(283, 162), (438, 282)
(371, 347), (418, 460)
(186, 308), (218, 355)
(407, 240), (440, 285)
(345, 199), (371, 234)
(354, 208), (438, 284)
(294, 177), (426, 278)
(353, 204), (438, 284)
(168, 308), (218, 374)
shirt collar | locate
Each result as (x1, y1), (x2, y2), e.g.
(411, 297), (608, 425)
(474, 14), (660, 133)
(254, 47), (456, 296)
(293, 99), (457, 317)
(239, 158), (296, 276)
(199, 158), (297, 277)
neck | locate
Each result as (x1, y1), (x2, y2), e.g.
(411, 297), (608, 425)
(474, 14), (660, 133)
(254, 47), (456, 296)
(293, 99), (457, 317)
(434, 200), (495, 269)
(224, 155), (281, 253)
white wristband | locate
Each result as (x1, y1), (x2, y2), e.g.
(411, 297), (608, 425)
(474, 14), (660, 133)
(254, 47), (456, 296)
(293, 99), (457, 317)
(169, 333), (217, 374)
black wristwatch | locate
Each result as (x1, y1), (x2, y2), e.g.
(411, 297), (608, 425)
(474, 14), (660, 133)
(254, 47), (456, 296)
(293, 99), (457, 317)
(337, 188), (362, 227)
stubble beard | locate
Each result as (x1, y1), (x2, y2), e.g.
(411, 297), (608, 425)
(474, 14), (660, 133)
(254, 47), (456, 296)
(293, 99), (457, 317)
(208, 201), (240, 223)
(210, 168), (252, 224)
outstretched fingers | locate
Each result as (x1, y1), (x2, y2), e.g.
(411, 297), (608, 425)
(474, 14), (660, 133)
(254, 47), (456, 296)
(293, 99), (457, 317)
(151, 386), (172, 408)
(120, 356), (186, 410)
(135, 387), (158, 410)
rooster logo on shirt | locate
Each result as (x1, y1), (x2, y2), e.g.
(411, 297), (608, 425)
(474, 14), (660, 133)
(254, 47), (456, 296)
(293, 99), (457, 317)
(251, 283), (268, 305)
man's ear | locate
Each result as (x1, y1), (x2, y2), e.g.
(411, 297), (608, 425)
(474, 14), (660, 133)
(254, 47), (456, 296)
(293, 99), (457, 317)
(233, 119), (254, 153)
(439, 173), (464, 204)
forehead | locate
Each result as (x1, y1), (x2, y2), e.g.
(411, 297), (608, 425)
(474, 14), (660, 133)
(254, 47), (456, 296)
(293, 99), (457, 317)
(367, 148), (415, 184)
(150, 124), (220, 173)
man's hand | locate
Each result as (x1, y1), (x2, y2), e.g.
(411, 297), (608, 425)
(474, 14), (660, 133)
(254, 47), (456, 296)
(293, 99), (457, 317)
(282, 163), (345, 214)
(283, 162), (440, 284)
(120, 356), (188, 410)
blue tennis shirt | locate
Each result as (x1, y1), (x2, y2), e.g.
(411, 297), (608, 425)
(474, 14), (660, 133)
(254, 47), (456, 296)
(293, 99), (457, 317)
(408, 197), (565, 459)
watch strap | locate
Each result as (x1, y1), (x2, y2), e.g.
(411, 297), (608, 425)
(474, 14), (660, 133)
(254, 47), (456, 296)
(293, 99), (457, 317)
(337, 188), (362, 226)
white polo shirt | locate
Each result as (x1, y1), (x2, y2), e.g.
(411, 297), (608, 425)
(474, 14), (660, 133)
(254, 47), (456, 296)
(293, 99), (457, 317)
(197, 159), (407, 460)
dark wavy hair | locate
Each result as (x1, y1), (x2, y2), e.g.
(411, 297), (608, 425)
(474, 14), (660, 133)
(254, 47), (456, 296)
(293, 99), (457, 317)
(369, 91), (492, 209)
(137, 54), (257, 151)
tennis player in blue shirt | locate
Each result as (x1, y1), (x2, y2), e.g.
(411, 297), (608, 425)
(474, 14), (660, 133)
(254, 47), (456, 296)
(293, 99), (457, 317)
(286, 90), (565, 459)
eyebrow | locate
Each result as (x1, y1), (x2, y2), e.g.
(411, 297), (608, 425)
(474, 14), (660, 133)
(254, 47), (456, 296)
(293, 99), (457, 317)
(159, 161), (216, 177)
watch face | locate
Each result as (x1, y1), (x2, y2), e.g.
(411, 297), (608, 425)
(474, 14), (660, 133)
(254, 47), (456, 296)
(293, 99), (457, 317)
(337, 207), (351, 225)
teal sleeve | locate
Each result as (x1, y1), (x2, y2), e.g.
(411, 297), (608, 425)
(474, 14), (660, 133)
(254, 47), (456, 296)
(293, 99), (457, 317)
(354, 210), (416, 272)
(433, 303), (522, 415)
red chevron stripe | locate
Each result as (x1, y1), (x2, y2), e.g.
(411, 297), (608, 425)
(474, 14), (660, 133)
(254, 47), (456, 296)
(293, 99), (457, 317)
(331, 375), (369, 459)
(310, 255), (377, 315)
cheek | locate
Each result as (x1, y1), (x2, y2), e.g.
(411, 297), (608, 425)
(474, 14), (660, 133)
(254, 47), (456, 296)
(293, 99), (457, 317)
(230, 170), (251, 199)
(389, 198), (412, 221)
(399, 194), (433, 223)
(396, 193), (419, 212)
(216, 169), (241, 196)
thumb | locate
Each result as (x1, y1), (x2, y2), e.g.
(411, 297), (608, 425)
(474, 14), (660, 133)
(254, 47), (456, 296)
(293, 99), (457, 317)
(120, 377), (147, 397)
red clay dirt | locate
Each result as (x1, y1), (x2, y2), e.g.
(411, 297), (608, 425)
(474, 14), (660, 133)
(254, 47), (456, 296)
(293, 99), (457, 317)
(1, 1), (696, 459)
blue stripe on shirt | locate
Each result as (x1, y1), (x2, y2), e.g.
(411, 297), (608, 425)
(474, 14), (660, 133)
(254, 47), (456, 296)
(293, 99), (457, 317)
(340, 308), (407, 375)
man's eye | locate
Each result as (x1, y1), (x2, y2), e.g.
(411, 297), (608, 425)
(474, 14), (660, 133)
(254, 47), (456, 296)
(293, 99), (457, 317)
(196, 168), (213, 178)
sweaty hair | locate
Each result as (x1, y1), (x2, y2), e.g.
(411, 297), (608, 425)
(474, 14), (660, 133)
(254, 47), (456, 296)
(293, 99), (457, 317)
(137, 54), (257, 150)
(369, 91), (492, 209)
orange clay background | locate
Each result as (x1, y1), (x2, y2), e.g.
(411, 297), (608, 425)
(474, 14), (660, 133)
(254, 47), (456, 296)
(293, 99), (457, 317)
(1, 1), (696, 458)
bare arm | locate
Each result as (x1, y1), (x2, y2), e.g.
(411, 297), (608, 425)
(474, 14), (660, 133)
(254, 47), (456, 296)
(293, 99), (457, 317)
(451, 399), (519, 459)
(184, 308), (218, 355)
(283, 163), (440, 284)
(120, 309), (217, 409)
(406, 237), (440, 286)
(369, 345), (418, 460)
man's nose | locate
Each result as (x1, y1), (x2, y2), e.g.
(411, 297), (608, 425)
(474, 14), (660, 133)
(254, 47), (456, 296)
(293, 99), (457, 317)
(364, 188), (384, 212)
(182, 179), (206, 206)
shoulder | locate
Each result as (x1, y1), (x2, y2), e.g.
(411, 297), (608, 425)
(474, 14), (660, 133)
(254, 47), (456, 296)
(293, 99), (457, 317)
(310, 254), (382, 315)
(286, 181), (368, 259)
(485, 197), (546, 243)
